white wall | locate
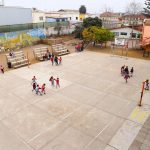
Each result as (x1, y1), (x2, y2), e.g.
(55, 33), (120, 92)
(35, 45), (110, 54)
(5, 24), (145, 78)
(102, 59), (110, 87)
(46, 24), (75, 36)
(61, 12), (80, 23)
(32, 11), (46, 23)
(111, 28), (141, 39)
(0, 7), (32, 25)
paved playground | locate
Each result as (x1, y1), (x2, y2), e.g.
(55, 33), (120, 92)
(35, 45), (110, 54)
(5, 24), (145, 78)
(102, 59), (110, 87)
(0, 51), (150, 150)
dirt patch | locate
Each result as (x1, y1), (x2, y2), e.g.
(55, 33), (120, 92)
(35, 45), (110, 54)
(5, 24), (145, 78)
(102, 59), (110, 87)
(86, 45), (150, 61)
(0, 38), (80, 71)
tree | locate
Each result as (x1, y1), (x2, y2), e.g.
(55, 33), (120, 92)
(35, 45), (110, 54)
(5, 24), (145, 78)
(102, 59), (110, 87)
(82, 26), (114, 46)
(73, 17), (102, 39)
(126, 1), (142, 15)
(54, 22), (62, 36)
(73, 24), (84, 38)
(79, 5), (86, 14)
(83, 17), (102, 28)
(126, 1), (142, 48)
(143, 0), (150, 18)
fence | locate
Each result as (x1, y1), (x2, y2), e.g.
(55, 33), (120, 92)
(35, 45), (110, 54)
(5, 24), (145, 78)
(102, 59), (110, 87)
(0, 21), (70, 33)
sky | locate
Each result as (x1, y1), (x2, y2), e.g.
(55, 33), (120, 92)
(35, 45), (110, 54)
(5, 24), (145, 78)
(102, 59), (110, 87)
(3, 0), (145, 13)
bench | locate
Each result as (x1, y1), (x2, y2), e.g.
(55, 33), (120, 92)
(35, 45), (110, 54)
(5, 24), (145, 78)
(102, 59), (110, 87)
(52, 44), (70, 56)
(6, 51), (30, 69)
(33, 47), (49, 61)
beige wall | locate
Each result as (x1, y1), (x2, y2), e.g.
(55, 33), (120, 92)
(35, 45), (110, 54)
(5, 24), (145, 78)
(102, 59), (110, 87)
(32, 11), (45, 23)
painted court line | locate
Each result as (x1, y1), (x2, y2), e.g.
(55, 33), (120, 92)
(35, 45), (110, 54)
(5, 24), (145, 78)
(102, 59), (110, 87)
(106, 105), (150, 150)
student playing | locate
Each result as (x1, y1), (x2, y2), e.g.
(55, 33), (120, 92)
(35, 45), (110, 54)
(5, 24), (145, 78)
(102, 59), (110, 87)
(41, 83), (46, 94)
(32, 76), (37, 83)
(50, 57), (54, 66)
(49, 76), (54, 86)
(35, 85), (42, 95)
(32, 82), (36, 92)
(59, 57), (62, 65)
(55, 78), (60, 88)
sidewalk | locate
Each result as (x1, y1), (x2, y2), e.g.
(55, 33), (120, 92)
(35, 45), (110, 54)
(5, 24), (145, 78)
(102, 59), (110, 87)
(129, 116), (150, 150)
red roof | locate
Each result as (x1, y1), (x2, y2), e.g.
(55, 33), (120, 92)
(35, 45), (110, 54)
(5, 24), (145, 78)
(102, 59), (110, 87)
(100, 12), (121, 17)
(120, 14), (145, 20)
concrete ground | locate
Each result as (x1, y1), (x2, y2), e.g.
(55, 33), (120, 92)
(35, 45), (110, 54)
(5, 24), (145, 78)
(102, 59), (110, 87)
(0, 51), (150, 150)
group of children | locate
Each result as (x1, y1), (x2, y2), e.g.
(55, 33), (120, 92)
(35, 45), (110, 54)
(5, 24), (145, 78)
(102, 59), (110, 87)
(121, 65), (134, 83)
(75, 42), (84, 52)
(42, 50), (62, 66)
(50, 55), (62, 66)
(121, 65), (149, 90)
(32, 76), (46, 95)
(49, 76), (60, 88)
(31, 75), (60, 96)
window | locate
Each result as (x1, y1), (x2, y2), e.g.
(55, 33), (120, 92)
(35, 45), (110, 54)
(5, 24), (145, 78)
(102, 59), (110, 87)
(113, 32), (119, 36)
(137, 33), (141, 39)
(120, 32), (127, 36)
(39, 16), (43, 21)
(76, 17), (78, 20)
(131, 33), (136, 38)
(56, 19), (60, 22)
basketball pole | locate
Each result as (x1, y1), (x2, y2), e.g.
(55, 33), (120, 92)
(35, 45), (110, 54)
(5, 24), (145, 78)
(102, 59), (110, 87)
(138, 81), (145, 107)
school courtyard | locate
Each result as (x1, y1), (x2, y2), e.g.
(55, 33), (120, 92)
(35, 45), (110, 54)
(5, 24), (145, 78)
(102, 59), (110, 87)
(0, 51), (150, 150)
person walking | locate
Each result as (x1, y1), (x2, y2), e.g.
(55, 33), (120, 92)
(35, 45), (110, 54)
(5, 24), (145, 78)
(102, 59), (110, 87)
(32, 82), (36, 92)
(49, 76), (54, 86)
(54, 56), (58, 65)
(121, 65), (125, 76)
(124, 66), (129, 75)
(50, 56), (54, 66)
(0, 65), (4, 74)
(41, 83), (46, 94)
(130, 67), (134, 77)
(32, 76), (37, 84)
(124, 73), (130, 83)
(55, 78), (60, 88)
(35, 85), (42, 95)
(59, 57), (62, 65)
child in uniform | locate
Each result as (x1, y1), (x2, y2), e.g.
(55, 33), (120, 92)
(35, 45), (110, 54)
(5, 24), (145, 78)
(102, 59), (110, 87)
(41, 84), (46, 94)
(49, 76), (54, 86)
(36, 85), (42, 95)
(55, 78), (60, 88)
(145, 79), (149, 90)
